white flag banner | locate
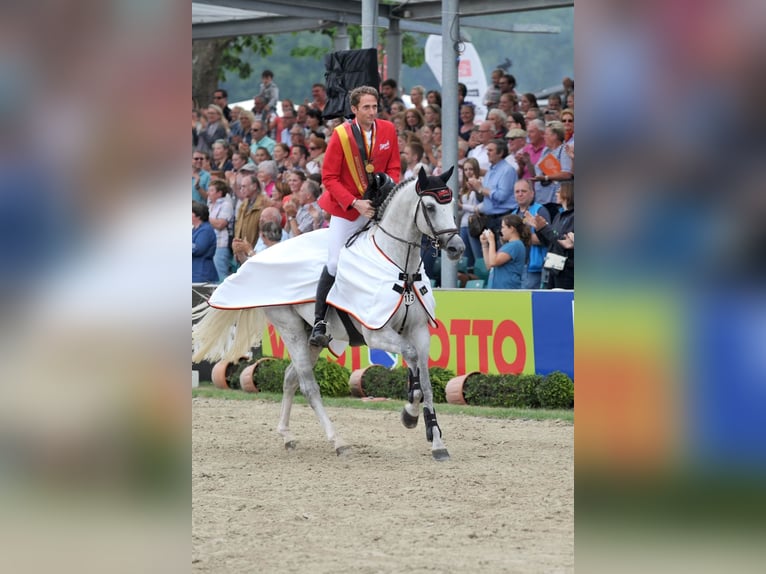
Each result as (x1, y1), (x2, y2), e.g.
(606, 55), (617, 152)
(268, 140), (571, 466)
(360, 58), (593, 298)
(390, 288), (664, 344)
(425, 35), (488, 120)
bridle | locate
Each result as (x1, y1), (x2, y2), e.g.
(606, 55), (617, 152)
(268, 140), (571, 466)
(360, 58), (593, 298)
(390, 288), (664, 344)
(375, 190), (459, 251)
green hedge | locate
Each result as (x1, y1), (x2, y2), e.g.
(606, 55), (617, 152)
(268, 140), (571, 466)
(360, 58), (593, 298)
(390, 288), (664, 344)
(357, 365), (455, 403)
(231, 357), (352, 397)
(462, 371), (573, 409)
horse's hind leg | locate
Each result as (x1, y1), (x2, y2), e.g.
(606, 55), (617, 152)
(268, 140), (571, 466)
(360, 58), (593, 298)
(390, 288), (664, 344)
(277, 363), (300, 450)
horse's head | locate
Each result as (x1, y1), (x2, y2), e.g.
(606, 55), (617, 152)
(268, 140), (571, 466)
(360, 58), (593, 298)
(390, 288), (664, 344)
(415, 166), (465, 260)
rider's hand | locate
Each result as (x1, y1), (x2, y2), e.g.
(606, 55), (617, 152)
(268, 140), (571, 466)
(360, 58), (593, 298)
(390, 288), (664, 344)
(354, 198), (375, 219)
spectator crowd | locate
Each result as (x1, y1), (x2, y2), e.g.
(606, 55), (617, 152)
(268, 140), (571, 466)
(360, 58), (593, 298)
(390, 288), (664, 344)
(192, 69), (574, 291)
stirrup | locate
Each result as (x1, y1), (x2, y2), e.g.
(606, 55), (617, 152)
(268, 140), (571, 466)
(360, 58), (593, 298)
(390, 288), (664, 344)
(309, 320), (331, 347)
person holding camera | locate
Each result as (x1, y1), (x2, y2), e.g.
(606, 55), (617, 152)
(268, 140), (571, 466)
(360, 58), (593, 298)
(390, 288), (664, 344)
(530, 120), (573, 205)
(524, 181), (574, 289)
(480, 215), (531, 290)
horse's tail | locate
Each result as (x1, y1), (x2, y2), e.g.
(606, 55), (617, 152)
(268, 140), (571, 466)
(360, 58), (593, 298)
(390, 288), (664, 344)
(192, 302), (268, 363)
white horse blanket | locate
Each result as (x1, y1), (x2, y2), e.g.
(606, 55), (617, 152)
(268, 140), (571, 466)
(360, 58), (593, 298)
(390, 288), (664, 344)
(208, 228), (436, 330)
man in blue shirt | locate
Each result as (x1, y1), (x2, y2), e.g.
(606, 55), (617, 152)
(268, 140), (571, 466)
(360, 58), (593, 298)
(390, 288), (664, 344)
(192, 152), (210, 203)
(465, 139), (517, 251)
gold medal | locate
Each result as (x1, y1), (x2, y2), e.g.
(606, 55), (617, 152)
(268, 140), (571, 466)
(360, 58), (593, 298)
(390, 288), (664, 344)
(365, 163), (374, 174)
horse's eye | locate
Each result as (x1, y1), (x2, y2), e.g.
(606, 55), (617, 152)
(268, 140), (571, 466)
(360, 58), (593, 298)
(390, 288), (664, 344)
(426, 203), (436, 213)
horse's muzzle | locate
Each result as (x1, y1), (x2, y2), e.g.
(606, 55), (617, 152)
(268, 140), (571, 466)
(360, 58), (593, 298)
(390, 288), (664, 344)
(442, 234), (465, 261)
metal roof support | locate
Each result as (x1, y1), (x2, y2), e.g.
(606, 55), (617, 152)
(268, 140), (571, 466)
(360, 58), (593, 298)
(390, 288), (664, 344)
(361, 0), (378, 50)
(441, 0), (460, 290)
(334, 23), (350, 51)
(385, 18), (402, 85)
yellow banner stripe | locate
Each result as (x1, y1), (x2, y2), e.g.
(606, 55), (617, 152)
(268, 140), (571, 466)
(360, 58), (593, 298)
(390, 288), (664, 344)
(335, 123), (366, 195)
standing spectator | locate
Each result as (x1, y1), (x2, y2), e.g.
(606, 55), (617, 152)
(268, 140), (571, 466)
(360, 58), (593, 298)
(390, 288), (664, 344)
(498, 74), (517, 98)
(459, 104), (477, 141)
(511, 179), (550, 289)
(257, 70), (279, 113)
(480, 215), (531, 289)
(209, 139), (233, 172)
(284, 168), (306, 199)
(295, 104), (309, 131)
(530, 121), (573, 205)
(232, 174), (268, 265)
(231, 110), (254, 146)
(284, 178), (323, 236)
(468, 139), (518, 237)
(516, 119), (546, 180)
(192, 151), (210, 203)
(305, 108), (325, 137)
(546, 93), (563, 114)
(457, 158), (482, 271)
(566, 91), (574, 110)
(562, 77), (574, 102)
(192, 109), (202, 150)
(213, 88), (232, 122)
(525, 181), (574, 289)
(206, 180), (234, 282)
(252, 147), (272, 166)
(310, 85), (400, 347)
(390, 100), (406, 117)
(196, 105), (228, 155)
(192, 201), (218, 283)
(249, 119), (276, 157)
(225, 150), (250, 200)
(418, 125), (438, 171)
(308, 83), (328, 113)
(409, 85), (426, 112)
(468, 120), (494, 174)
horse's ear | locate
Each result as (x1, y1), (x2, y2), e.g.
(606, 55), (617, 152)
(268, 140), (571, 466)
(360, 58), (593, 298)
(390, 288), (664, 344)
(440, 166), (455, 184)
(417, 166), (429, 190)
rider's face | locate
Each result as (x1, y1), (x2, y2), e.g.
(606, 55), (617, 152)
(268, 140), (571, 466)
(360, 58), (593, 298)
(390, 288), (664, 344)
(351, 94), (378, 130)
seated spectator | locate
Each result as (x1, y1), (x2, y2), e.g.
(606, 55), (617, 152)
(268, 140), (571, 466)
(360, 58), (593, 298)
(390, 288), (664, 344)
(284, 178), (323, 236)
(272, 142), (290, 176)
(254, 206), (289, 253)
(287, 143), (309, 173)
(257, 160), (279, 199)
(403, 141), (430, 180)
(524, 107), (544, 124)
(305, 135), (326, 175)
(426, 89), (442, 107)
(519, 93), (539, 113)
(252, 146), (272, 166)
(507, 111), (526, 132)
(480, 214), (531, 289)
(459, 104), (477, 141)
(192, 201), (218, 283)
(259, 221), (283, 249)
(561, 108), (574, 146)
(488, 108), (508, 139)
(404, 108), (425, 133)
(423, 103), (441, 127)
(409, 85), (426, 112)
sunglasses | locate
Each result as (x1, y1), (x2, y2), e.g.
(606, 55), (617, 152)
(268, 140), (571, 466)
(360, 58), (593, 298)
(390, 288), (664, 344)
(193, 157), (204, 161)
(562, 118), (574, 123)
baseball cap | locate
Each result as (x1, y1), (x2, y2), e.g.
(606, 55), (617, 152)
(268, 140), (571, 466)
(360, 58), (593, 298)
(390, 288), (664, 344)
(506, 128), (527, 139)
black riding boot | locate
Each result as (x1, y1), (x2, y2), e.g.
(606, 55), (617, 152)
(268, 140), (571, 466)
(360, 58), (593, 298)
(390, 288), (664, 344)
(309, 266), (336, 347)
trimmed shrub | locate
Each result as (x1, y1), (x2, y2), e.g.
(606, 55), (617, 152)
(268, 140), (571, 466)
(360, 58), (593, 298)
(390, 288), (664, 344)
(254, 358), (289, 393)
(517, 374), (544, 408)
(361, 365), (408, 399)
(461, 373), (500, 406)
(536, 371), (574, 409)
(314, 359), (351, 397)
(427, 366), (455, 404)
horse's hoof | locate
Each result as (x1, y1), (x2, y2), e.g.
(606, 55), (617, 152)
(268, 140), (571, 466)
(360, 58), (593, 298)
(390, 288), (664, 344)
(432, 448), (450, 462)
(335, 444), (352, 457)
(401, 408), (419, 429)
(285, 440), (297, 450)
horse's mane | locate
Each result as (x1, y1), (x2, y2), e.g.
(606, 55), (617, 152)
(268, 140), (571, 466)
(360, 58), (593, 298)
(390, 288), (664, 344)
(377, 176), (416, 220)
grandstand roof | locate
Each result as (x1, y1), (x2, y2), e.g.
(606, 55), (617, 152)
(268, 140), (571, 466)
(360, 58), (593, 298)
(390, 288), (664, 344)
(192, 1), (574, 40)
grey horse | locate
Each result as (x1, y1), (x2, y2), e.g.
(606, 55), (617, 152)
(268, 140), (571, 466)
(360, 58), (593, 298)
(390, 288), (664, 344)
(193, 167), (465, 461)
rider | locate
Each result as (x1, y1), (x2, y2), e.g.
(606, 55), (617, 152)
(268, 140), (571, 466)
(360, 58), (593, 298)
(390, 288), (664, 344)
(309, 85), (401, 347)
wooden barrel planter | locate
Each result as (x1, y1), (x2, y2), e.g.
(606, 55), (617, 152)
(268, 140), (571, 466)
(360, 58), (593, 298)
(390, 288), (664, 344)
(445, 371), (481, 405)
(239, 357), (275, 393)
(348, 366), (371, 398)
(211, 361), (232, 390)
